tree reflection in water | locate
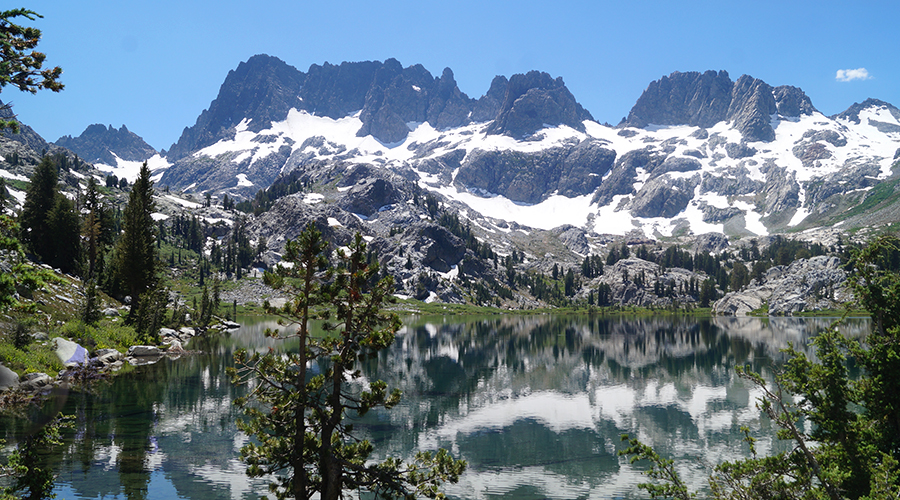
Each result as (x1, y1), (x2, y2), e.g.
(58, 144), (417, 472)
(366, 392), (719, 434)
(0, 315), (868, 500)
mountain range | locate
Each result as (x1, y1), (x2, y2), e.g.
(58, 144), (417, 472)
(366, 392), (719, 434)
(74, 56), (898, 234)
(3, 53), (900, 308)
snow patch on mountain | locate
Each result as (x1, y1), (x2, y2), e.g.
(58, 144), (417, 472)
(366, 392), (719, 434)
(0, 168), (29, 182)
(236, 173), (253, 187)
(161, 194), (202, 209)
(94, 153), (171, 182)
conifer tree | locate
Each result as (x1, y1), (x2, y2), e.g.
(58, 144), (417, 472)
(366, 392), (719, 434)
(46, 193), (80, 274)
(114, 162), (158, 323)
(0, 8), (64, 132)
(19, 155), (57, 260)
(83, 176), (103, 279)
(231, 224), (465, 500)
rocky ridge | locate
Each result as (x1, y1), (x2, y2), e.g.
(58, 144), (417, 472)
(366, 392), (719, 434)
(620, 70), (817, 142)
(6, 57), (900, 314)
(151, 56), (900, 250)
(54, 124), (158, 165)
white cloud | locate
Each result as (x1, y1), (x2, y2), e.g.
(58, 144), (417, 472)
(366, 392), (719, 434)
(835, 68), (872, 82)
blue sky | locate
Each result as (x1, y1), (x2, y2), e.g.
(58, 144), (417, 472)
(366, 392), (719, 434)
(7, 0), (897, 151)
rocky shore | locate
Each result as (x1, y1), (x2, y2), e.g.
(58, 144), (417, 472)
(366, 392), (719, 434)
(0, 319), (241, 398)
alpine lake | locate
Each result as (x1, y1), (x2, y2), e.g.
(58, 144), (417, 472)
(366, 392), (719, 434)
(0, 313), (870, 499)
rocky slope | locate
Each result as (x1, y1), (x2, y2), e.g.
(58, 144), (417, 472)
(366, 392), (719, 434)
(713, 256), (852, 316)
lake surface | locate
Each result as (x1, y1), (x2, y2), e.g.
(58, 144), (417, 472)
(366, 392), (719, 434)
(1, 314), (870, 499)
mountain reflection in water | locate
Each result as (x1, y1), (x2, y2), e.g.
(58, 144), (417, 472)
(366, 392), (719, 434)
(0, 315), (868, 500)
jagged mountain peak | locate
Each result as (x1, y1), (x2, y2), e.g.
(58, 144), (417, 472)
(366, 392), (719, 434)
(164, 55), (598, 155)
(621, 70), (817, 142)
(834, 98), (900, 125)
(486, 70), (593, 138)
(356, 59), (474, 143)
(621, 70), (734, 129)
(773, 85), (818, 118)
(54, 123), (157, 165)
(165, 54), (306, 161)
(156, 57), (900, 248)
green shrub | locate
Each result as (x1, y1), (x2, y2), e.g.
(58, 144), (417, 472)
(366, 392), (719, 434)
(58, 320), (97, 350)
(57, 320), (139, 351)
(0, 342), (63, 376)
(92, 323), (139, 350)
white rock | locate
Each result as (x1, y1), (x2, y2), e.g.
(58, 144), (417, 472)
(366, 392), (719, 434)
(0, 363), (19, 390)
(127, 345), (162, 357)
(53, 337), (88, 365)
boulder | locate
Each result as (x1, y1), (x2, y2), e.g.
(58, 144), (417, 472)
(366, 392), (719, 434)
(95, 348), (124, 365)
(19, 372), (52, 390)
(53, 337), (89, 366)
(159, 328), (179, 338)
(127, 345), (162, 357)
(0, 363), (19, 390)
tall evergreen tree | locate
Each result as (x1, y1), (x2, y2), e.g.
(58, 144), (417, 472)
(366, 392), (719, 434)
(83, 176), (102, 279)
(231, 225), (466, 500)
(46, 193), (80, 274)
(19, 155), (57, 261)
(114, 162), (158, 321)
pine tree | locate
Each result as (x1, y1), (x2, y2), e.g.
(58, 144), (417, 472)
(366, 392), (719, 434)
(231, 225), (465, 500)
(0, 9), (64, 132)
(198, 286), (211, 327)
(114, 162), (158, 324)
(46, 193), (81, 274)
(83, 177), (102, 279)
(564, 268), (576, 296)
(19, 156), (58, 261)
